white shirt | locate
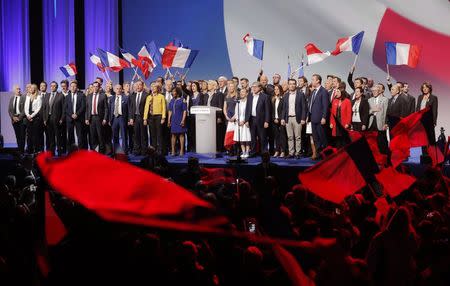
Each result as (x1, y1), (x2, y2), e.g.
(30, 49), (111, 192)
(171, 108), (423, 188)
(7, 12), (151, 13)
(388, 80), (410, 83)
(274, 97), (280, 119)
(115, 95), (122, 115)
(165, 91), (172, 104)
(352, 100), (361, 123)
(14, 96), (21, 115)
(71, 92), (77, 114)
(288, 91), (296, 116)
(91, 93), (99, 115)
(207, 91), (214, 106)
(48, 92), (56, 115)
(251, 93), (260, 117)
(25, 96), (42, 118)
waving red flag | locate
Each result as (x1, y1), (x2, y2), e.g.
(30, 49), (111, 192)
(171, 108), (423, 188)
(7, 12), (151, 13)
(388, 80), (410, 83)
(37, 151), (228, 232)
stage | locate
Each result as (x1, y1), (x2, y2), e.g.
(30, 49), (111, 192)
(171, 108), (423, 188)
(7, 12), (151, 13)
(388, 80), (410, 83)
(2, 144), (447, 191)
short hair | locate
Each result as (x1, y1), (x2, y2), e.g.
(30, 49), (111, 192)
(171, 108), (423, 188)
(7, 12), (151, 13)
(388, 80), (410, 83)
(327, 75), (334, 79)
(421, 82), (432, 94)
(232, 76), (239, 82)
(377, 83), (385, 92)
(312, 74), (322, 84)
(70, 80), (78, 86)
(123, 81), (130, 86)
(298, 75), (307, 82)
(288, 78), (297, 85)
(50, 81), (58, 88)
(333, 76), (341, 83)
(156, 76), (165, 84)
(40, 81), (47, 86)
(354, 78), (363, 85)
(360, 77), (368, 84)
(338, 82), (346, 90)
(218, 76), (227, 81)
(92, 81), (100, 87)
(355, 87), (364, 94)
(96, 77), (104, 83)
(240, 78), (249, 82)
(60, 79), (69, 86)
(251, 81), (263, 88)
(396, 82), (404, 88)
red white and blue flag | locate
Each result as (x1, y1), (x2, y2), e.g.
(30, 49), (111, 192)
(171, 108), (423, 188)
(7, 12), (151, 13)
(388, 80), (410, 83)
(97, 48), (130, 72)
(385, 42), (421, 68)
(162, 44), (199, 69)
(331, 31), (365, 55)
(59, 63), (77, 77)
(243, 33), (264, 60)
(131, 43), (159, 79)
(89, 53), (106, 72)
(119, 48), (137, 68)
(304, 43), (330, 65)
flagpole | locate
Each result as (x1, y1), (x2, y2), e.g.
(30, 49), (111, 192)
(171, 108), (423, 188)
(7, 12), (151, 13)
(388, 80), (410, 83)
(104, 69), (112, 83)
(386, 63), (390, 79)
(353, 54), (359, 68)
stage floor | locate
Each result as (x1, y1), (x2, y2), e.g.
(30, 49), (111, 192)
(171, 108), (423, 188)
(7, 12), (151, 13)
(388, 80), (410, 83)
(2, 144), (448, 187)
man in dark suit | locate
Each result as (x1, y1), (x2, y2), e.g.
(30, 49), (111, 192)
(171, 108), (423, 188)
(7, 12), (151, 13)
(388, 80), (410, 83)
(85, 81), (108, 153)
(129, 80), (148, 155)
(385, 84), (408, 130)
(59, 80), (70, 153)
(39, 81), (49, 150)
(65, 80), (86, 148)
(109, 84), (129, 153)
(43, 81), (65, 155)
(8, 85), (26, 152)
(206, 81), (225, 152)
(281, 78), (306, 158)
(401, 82), (416, 115)
(309, 74), (329, 154)
(245, 81), (271, 156)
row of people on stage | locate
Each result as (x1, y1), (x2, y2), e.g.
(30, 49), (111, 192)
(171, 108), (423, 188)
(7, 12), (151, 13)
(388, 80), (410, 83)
(8, 70), (438, 159)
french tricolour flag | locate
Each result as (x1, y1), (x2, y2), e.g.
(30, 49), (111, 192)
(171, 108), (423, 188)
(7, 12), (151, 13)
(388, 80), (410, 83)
(385, 42), (421, 68)
(304, 43), (330, 65)
(120, 48), (137, 68)
(331, 31), (365, 56)
(162, 45), (199, 69)
(89, 53), (106, 72)
(243, 33), (264, 60)
(97, 48), (130, 72)
(59, 63), (77, 77)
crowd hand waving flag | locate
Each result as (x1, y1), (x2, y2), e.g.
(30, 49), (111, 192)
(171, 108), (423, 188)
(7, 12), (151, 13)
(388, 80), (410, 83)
(89, 53), (106, 72)
(97, 48), (130, 72)
(331, 31), (365, 56)
(243, 33), (264, 61)
(304, 43), (330, 65)
(59, 63), (77, 78)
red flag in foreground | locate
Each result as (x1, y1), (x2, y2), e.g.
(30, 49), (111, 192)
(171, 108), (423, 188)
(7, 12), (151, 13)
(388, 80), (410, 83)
(348, 130), (388, 166)
(45, 192), (67, 246)
(37, 151), (228, 233)
(374, 167), (416, 198)
(390, 108), (435, 166)
(298, 138), (379, 204)
(427, 145), (445, 167)
(200, 167), (237, 186)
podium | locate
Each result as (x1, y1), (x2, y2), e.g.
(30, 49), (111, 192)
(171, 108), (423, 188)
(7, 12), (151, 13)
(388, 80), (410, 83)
(190, 106), (221, 154)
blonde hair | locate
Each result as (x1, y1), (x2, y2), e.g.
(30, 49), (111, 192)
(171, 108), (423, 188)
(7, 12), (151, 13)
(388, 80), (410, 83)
(30, 84), (38, 99)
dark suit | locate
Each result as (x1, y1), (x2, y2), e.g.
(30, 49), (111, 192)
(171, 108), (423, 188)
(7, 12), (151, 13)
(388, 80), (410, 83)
(404, 93), (416, 115)
(65, 91), (86, 148)
(8, 95), (26, 152)
(416, 94), (438, 126)
(208, 91), (225, 152)
(351, 98), (370, 131)
(271, 96), (287, 153)
(308, 86), (329, 150)
(109, 94), (129, 152)
(43, 92), (65, 154)
(245, 92), (271, 154)
(129, 91), (148, 154)
(85, 92), (109, 153)
(386, 94), (408, 129)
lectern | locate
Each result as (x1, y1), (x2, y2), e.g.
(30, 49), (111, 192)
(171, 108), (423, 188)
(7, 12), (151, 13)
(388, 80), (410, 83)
(190, 106), (221, 154)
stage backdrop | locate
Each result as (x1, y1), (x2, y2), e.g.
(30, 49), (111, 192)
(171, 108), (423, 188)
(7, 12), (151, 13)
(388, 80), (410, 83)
(122, 0), (450, 134)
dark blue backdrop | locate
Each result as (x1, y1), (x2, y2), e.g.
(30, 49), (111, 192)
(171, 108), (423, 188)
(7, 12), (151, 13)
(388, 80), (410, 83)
(121, 0), (233, 81)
